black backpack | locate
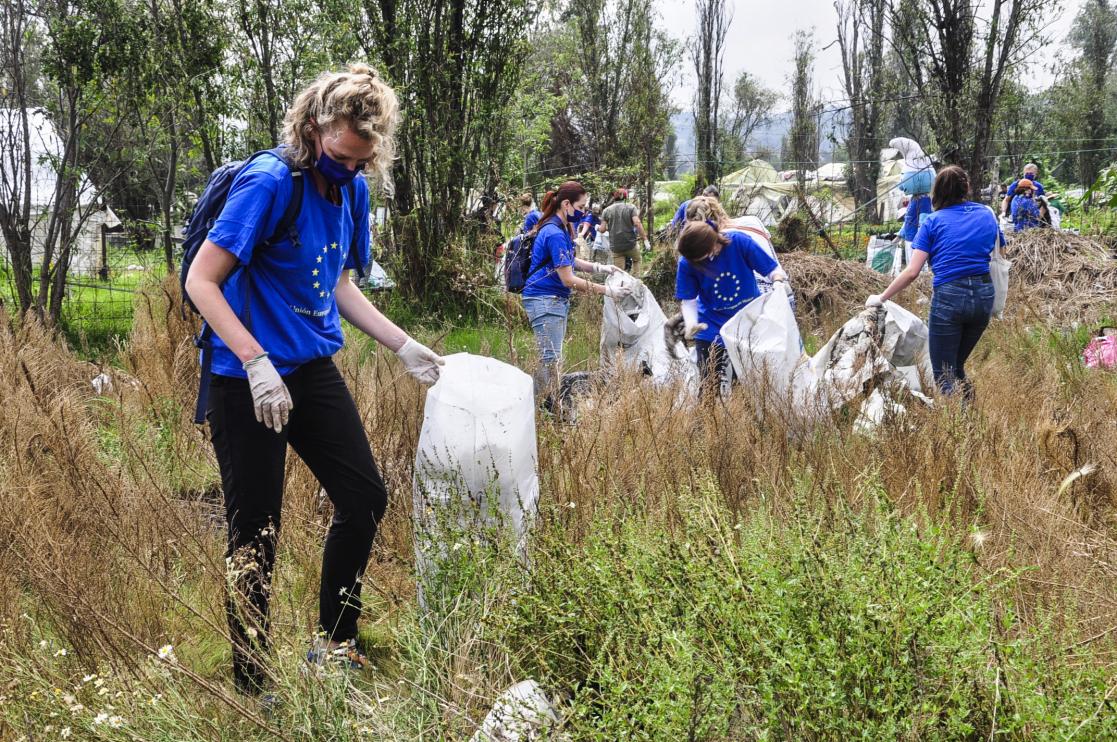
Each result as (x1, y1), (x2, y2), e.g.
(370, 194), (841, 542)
(503, 229), (554, 293)
(180, 147), (365, 423)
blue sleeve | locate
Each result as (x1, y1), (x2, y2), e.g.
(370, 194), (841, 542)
(1006, 180), (1019, 198)
(911, 215), (934, 253)
(345, 178), (371, 271)
(206, 161), (291, 264)
(523, 211), (540, 232)
(738, 234), (779, 276)
(1036, 182), (1045, 196)
(671, 201), (688, 226)
(675, 258), (699, 300)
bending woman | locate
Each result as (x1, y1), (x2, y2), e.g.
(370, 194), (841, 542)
(675, 220), (790, 395)
(185, 65), (444, 693)
(867, 165), (1005, 400)
(522, 180), (630, 403)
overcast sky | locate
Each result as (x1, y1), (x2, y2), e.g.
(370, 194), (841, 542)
(662, 0), (1085, 110)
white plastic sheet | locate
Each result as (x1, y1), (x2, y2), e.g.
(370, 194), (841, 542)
(720, 289), (812, 406)
(469, 680), (566, 742)
(413, 354), (539, 583)
(600, 273), (696, 385)
(990, 249), (1010, 317)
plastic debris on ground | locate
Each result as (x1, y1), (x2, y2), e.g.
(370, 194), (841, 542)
(469, 680), (567, 742)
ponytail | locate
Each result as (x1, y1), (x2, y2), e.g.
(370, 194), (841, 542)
(530, 180), (586, 235)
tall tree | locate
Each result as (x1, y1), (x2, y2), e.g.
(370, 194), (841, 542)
(723, 71), (778, 159)
(691, 0), (729, 188)
(1068, 0), (1117, 187)
(358, 0), (538, 296)
(836, 0), (889, 217)
(889, 0), (1054, 195)
(787, 29), (820, 185)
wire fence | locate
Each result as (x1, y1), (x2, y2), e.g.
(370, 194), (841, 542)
(1, 170), (1113, 351)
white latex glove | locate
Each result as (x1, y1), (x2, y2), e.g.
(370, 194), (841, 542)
(396, 338), (445, 385)
(243, 354), (293, 433)
(593, 262), (618, 275)
(771, 278), (794, 297)
(865, 294), (884, 308)
(680, 298), (706, 339)
(643, 239), (651, 251)
(604, 284), (633, 301)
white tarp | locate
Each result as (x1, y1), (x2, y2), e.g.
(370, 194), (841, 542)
(601, 272), (696, 385)
(413, 354), (539, 587)
(469, 680), (566, 742)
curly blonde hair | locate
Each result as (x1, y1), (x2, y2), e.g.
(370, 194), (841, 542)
(684, 196), (732, 230)
(282, 63), (399, 191)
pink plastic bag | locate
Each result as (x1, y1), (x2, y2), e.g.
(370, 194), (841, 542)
(1083, 336), (1117, 369)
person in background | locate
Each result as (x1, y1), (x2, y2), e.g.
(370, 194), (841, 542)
(601, 188), (649, 275)
(519, 193), (542, 233)
(890, 137), (935, 264)
(184, 65), (444, 694)
(577, 203), (601, 243)
(522, 181), (631, 405)
(1001, 162), (1045, 216)
(675, 220), (790, 395)
(670, 184), (720, 231)
(866, 165), (1005, 401)
(1010, 178), (1044, 232)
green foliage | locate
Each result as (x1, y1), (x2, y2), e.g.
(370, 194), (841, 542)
(489, 482), (1117, 740)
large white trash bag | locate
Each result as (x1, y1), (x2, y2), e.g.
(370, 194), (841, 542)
(469, 680), (567, 742)
(601, 272), (695, 385)
(990, 249), (1010, 317)
(413, 354), (539, 583)
(720, 289), (813, 406)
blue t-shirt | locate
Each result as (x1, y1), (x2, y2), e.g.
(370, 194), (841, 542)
(523, 216), (575, 299)
(911, 201), (1003, 288)
(901, 194), (933, 241)
(1011, 195), (1043, 231)
(522, 209), (542, 233)
(1007, 177), (1044, 198)
(205, 155), (370, 378)
(579, 213), (600, 236)
(670, 199), (691, 227)
(675, 231), (778, 343)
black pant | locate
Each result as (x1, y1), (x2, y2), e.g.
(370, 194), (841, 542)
(695, 339), (731, 398)
(207, 357), (387, 692)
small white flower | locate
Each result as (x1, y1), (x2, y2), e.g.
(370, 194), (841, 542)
(246, 627), (258, 639)
(93, 678), (104, 688)
(157, 645), (176, 662)
(60, 728), (71, 739)
(108, 715), (124, 728)
(53, 648), (67, 657)
(68, 704), (84, 714)
(567, 501), (576, 509)
(93, 712), (108, 725)
(38, 640), (48, 650)
(62, 694), (75, 705)
(82, 674), (96, 684)
(970, 530), (988, 550)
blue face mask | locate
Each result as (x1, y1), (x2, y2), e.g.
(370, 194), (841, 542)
(569, 207), (585, 222)
(316, 148), (360, 186)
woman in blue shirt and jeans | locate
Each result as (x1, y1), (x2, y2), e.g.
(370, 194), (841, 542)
(522, 180), (631, 404)
(867, 165), (1006, 400)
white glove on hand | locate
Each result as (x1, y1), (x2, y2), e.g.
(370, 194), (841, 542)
(771, 278), (794, 297)
(593, 262), (618, 275)
(684, 322), (708, 340)
(604, 284), (633, 301)
(643, 239), (651, 251)
(243, 354), (293, 433)
(865, 294), (884, 308)
(396, 338), (445, 385)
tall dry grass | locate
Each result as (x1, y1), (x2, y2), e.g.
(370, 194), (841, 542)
(0, 273), (1115, 738)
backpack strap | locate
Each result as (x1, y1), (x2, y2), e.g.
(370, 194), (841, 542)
(346, 181), (367, 279)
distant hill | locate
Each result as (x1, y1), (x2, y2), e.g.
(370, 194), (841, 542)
(668, 107), (849, 175)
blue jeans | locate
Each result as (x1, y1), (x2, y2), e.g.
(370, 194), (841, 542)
(522, 295), (570, 365)
(928, 274), (994, 399)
